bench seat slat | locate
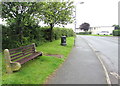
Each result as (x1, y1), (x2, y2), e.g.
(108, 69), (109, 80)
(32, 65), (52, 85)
(15, 52), (42, 64)
(11, 51), (34, 61)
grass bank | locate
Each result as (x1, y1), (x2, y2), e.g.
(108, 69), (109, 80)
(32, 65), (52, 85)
(0, 53), (2, 85)
(77, 34), (113, 36)
(2, 37), (74, 84)
(89, 34), (113, 36)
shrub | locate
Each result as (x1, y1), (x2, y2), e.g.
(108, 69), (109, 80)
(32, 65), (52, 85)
(76, 31), (92, 35)
(52, 27), (75, 40)
(2, 25), (74, 50)
(113, 30), (120, 36)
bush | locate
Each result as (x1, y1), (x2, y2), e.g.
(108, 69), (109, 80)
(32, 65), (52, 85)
(2, 25), (21, 49)
(52, 27), (75, 40)
(2, 25), (75, 50)
(113, 30), (120, 36)
(76, 31), (92, 35)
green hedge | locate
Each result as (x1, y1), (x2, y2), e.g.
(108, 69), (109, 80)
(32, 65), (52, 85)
(53, 27), (75, 40)
(76, 32), (92, 35)
(113, 30), (120, 36)
(2, 25), (75, 50)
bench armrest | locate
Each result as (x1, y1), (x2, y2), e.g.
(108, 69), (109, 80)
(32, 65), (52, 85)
(10, 61), (21, 71)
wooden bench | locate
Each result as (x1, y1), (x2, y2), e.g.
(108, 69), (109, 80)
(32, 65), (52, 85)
(4, 43), (42, 73)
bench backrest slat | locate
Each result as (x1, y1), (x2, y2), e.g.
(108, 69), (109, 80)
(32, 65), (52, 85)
(11, 51), (34, 61)
(22, 46), (33, 51)
(22, 48), (34, 54)
(9, 44), (35, 62)
(9, 47), (23, 52)
(9, 44), (34, 52)
(10, 49), (22, 55)
(11, 52), (23, 58)
(11, 54), (24, 61)
(22, 51), (34, 56)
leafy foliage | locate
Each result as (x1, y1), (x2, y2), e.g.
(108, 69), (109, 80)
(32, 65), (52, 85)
(76, 32), (91, 35)
(113, 30), (120, 36)
(2, 2), (75, 49)
(113, 25), (120, 30)
(36, 1), (74, 41)
(2, 2), (38, 44)
(79, 22), (90, 31)
(2, 25), (74, 50)
(37, 2), (74, 26)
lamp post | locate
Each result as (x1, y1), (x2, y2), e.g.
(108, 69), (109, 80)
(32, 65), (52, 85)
(74, 2), (84, 33)
(74, 2), (84, 46)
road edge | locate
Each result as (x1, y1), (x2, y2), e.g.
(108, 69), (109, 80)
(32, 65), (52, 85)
(80, 36), (112, 86)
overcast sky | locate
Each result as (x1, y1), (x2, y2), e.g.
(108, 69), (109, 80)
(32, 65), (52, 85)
(0, 0), (119, 29)
(67, 0), (119, 29)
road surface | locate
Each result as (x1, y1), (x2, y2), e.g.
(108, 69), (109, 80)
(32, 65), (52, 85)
(79, 35), (119, 84)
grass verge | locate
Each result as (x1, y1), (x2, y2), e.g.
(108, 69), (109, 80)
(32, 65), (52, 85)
(77, 34), (113, 36)
(0, 52), (2, 85)
(2, 37), (74, 84)
(89, 34), (113, 36)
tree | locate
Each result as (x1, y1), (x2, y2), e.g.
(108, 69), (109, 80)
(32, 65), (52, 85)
(36, 1), (74, 41)
(2, 2), (38, 44)
(113, 24), (120, 30)
(79, 22), (90, 31)
(2, 2), (74, 43)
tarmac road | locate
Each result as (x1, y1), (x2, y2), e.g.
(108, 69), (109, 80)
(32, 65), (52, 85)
(46, 35), (107, 84)
(80, 35), (119, 84)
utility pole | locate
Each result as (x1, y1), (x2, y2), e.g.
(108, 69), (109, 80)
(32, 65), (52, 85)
(74, 2), (84, 46)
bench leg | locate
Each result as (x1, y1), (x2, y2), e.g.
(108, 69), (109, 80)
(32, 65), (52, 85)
(4, 49), (13, 74)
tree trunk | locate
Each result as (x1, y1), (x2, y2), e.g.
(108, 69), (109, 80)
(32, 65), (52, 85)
(18, 23), (23, 44)
(20, 27), (23, 44)
(18, 17), (23, 44)
(49, 23), (54, 42)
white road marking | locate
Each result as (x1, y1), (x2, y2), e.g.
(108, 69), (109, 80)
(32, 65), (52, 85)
(110, 72), (120, 79)
(87, 43), (112, 86)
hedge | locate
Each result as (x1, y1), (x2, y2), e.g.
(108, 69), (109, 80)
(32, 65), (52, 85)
(2, 25), (75, 50)
(76, 31), (92, 35)
(113, 30), (120, 36)
(53, 27), (75, 40)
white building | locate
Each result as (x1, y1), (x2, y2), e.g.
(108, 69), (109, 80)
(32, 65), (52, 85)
(90, 26), (115, 34)
(75, 26), (115, 34)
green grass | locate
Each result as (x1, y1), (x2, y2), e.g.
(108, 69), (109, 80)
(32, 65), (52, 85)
(36, 37), (74, 58)
(89, 34), (113, 36)
(0, 52), (2, 85)
(77, 34), (113, 36)
(2, 37), (74, 84)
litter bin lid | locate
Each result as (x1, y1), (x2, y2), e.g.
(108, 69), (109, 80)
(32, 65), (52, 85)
(61, 36), (66, 37)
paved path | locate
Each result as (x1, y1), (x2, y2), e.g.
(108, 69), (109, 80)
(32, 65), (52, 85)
(47, 35), (107, 84)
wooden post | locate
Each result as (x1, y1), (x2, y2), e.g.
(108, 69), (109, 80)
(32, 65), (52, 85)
(32, 43), (37, 52)
(4, 49), (13, 74)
